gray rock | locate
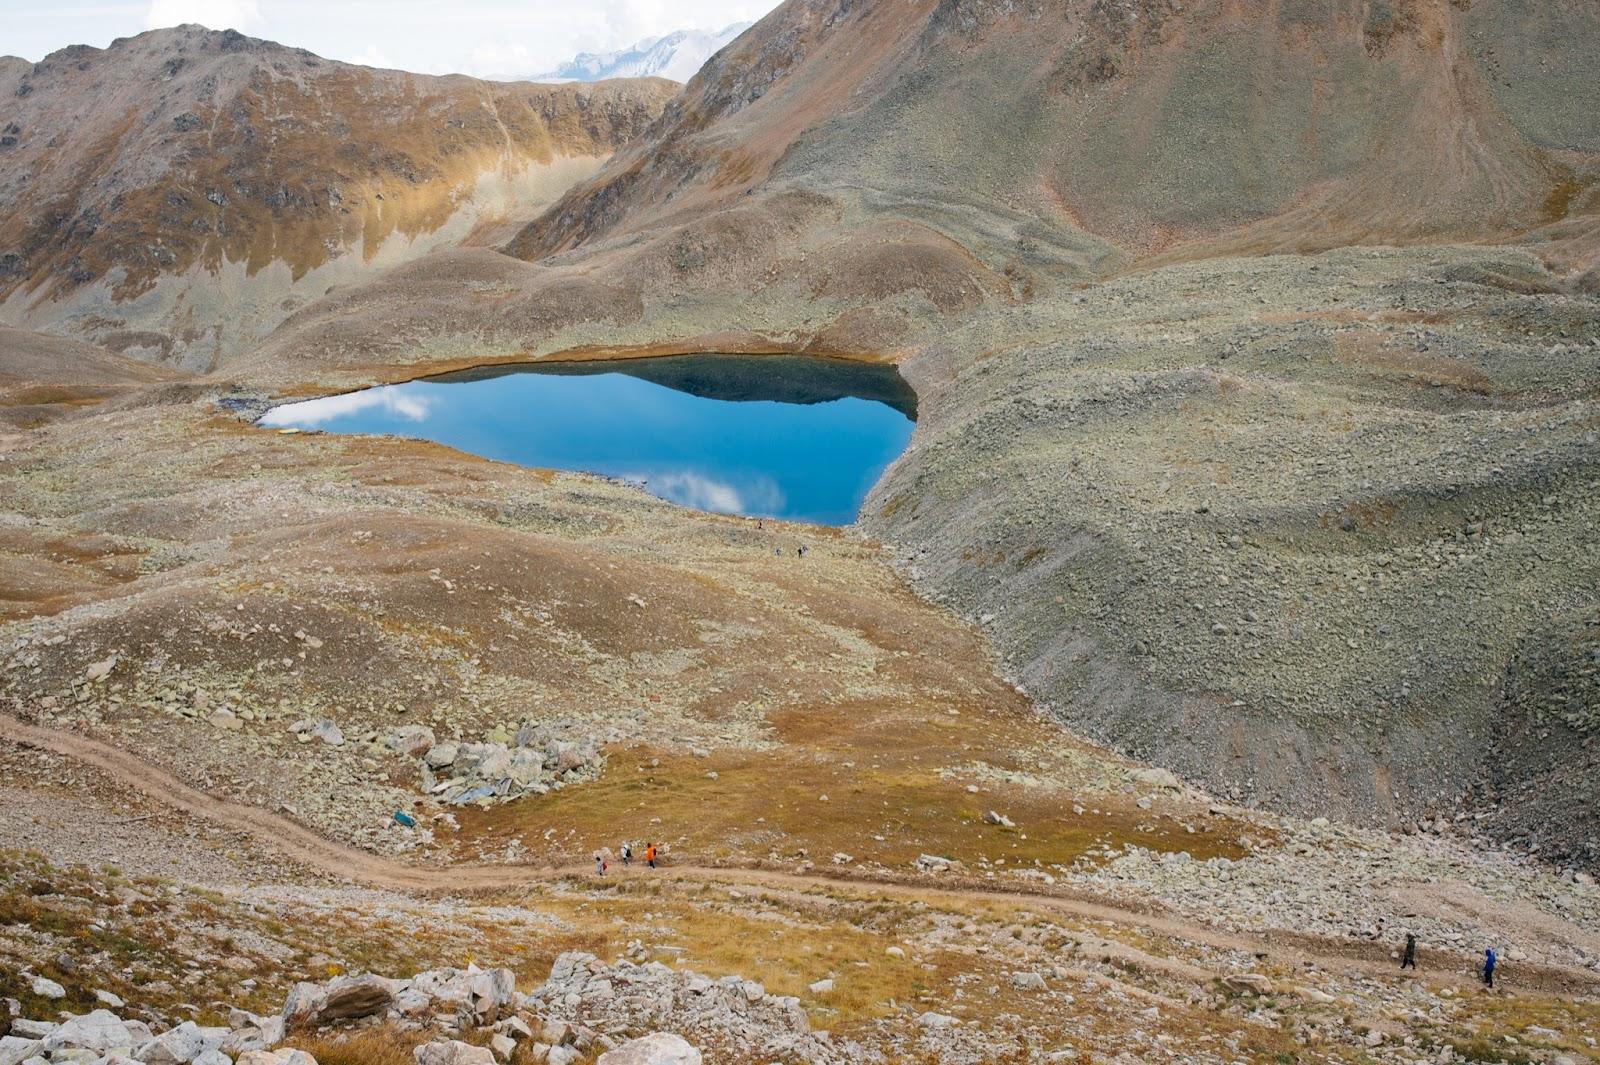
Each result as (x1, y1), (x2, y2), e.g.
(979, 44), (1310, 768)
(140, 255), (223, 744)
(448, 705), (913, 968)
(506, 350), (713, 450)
(135, 1023), (204, 1065)
(1221, 974), (1273, 996)
(310, 720), (344, 747)
(29, 979), (65, 1000)
(0, 1040), (42, 1065)
(412, 1042), (494, 1065)
(234, 1052), (313, 1065)
(386, 726), (436, 757)
(1008, 972), (1047, 991)
(594, 1034), (701, 1065)
(0, 1042), (41, 1065)
(44, 1011), (136, 1053)
(51, 1051), (97, 1065)
(316, 975), (393, 1023)
(279, 984), (322, 1028)
(424, 743), (459, 769)
(1133, 767), (1182, 790)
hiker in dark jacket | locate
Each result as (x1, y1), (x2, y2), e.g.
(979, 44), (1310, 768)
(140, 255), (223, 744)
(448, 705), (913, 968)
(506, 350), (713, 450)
(1400, 933), (1417, 970)
(1482, 947), (1497, 988)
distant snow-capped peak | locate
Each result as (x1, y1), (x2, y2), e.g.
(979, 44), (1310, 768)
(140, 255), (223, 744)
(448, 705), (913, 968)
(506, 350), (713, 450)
(530, 22), (750, 84)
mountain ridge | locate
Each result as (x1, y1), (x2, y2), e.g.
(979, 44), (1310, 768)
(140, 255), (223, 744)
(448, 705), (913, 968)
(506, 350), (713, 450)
(0, 25), (677, 369)
(528, 22), (753, 84)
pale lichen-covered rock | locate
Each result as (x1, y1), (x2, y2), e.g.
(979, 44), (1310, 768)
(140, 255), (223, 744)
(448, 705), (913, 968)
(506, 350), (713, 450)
(43, 1011), (140, 1053)
(134, 1022), (204, 1065)
(596, 1034), (702, 1065)
(412, 1042), (494, 1065)
(1, 1037), (43, 1065)
(234, 1049), (315, 1065)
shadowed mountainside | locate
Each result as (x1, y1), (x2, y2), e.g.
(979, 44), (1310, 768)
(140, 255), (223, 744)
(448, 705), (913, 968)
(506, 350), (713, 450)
(0, 26), (678, 370)
(434, 353), (918, 419)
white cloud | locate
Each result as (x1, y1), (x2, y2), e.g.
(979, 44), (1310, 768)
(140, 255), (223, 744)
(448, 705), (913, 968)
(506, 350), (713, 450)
(15, 1), (777, 80)
(345, 43), (398, 70)
(145, 0), (263, 31)
(259, 386), (431, 428)
(465, 41), (532, 79)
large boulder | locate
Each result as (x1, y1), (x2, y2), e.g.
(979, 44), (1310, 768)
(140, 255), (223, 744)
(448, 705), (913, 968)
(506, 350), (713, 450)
(1, 1038), (42, 1065)
(135, 1023), (204, 1065)
(1221, 974), (1274, 996)
(280, 985), (323, 1029)
(44, 1011), (139, 1053)
(386, 725), (436, 757)
(316, 976), (394, 1023)
(596, 1035), (701, 1065)
(235, 1050), (315, 1065)
(29, 978), (64, 1000)
(412, 1042), (494, 1065)
(466, 969), (515, 1020)
(221, 1011), (282, 1055)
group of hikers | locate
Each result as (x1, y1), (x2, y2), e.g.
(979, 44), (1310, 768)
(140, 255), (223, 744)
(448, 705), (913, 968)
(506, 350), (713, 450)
(1398, 932), (1499, 988)
(593, 841), (656, 875)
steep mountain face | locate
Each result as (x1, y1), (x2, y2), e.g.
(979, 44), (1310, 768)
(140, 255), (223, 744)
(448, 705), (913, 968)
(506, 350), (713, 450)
(514, 0), (1599, 266)
(0, 26), (677, 369)
(531, 23), (754, 84)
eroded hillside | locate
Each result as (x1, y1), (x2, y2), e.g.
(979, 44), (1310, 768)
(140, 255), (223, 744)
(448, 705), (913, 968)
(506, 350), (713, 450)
(0, 26), (677, 369)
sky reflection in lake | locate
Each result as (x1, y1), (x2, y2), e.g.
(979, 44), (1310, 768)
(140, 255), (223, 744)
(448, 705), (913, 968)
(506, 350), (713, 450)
(260, 355), (917, 525)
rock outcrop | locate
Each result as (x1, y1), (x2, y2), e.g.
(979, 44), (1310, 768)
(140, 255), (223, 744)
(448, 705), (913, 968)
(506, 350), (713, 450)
(418, 725), (603, 806)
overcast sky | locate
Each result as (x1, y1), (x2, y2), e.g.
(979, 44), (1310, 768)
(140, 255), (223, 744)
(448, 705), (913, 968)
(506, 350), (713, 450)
(3, 0), (778, 78)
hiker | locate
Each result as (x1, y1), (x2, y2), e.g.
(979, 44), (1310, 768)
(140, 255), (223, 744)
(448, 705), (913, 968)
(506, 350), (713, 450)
(1482, 947), (1497, 988)
(1400, 933), (1417, 971)
(646, 842), (657, 869)
(594, 851), (606, 876)
(621, 842), (632, 867)
(797, 545), (807, 557)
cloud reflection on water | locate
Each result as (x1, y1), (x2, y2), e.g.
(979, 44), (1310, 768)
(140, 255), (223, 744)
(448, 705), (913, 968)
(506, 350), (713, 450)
(628, 470), (785, 516)
(260, 386), (433, 427)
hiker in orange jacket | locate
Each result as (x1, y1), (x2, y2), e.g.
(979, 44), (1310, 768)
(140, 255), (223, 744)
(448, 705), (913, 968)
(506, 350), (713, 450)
(645, 843), (657, 869)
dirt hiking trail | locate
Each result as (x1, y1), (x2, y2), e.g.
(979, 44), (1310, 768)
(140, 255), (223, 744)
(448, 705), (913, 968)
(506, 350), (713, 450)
(5, 712), (1597, 998)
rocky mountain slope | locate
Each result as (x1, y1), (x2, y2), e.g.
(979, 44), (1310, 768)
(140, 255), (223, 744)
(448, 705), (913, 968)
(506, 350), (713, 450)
(229, 0), (1600, 863)
(0, 26), (677, 370)
(529, 23), (753, 84)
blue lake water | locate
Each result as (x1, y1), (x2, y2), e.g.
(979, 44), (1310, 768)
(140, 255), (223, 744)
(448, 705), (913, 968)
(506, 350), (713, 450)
(259, 355), (917, 525)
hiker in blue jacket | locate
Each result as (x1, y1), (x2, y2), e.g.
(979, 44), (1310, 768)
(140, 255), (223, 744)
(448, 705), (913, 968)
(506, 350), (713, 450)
(1482, 947), (1497, 988)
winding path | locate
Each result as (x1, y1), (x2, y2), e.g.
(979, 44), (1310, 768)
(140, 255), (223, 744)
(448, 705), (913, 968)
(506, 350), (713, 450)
(5, 712), (1597, 998)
